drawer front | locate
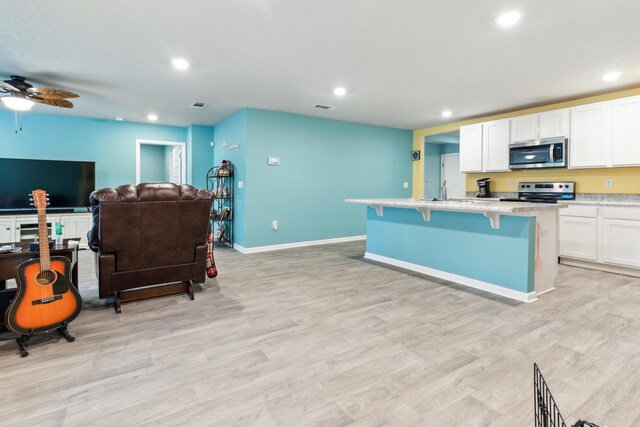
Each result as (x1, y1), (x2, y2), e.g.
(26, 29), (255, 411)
(559, 204), (598, 218)
(602, 206), (640, 221)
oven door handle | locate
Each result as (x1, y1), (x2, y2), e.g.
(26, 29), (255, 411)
(549, 144), (555, 163)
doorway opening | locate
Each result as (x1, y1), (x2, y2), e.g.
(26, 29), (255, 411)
(136, 139), (186, 185)
(423, 131), (465, 199)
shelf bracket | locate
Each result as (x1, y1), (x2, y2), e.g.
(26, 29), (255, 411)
(370, 204), (384, 217)
(484, 212), (501, 229)
(416, 207), (431, 222)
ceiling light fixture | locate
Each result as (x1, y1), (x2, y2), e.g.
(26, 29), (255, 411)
(115, 117), (124, 122)
(602, 71), (622, 81)
(1, 94), (34, 111)
(496, 11), (523, 28)
(333, 87), (347, 96)
(147, 114), (158, 122)
(441, 110), (453, 118)
(172, 58), (190, 71)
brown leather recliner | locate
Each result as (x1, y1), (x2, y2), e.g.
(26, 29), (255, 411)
(88, 183), (213, 313)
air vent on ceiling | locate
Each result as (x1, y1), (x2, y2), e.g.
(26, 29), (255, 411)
(190, 101), (208, 109)
(314, 104), (336, 110)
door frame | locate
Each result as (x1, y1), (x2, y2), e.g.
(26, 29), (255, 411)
(441, 153), (465, 197)
(136, 139), (186, 185)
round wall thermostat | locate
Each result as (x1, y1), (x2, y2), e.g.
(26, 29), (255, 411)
(411, 150), (421, 161)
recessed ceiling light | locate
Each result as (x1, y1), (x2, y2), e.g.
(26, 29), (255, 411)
(333, 87), (347, 96)
(171, 58), (190, 71)
(602, 71), (622, 81)
(496, 11), (523, 27)
(441, 110), (453, 118)
(147, 114), (158, 122)
(115, 117), (124, 121)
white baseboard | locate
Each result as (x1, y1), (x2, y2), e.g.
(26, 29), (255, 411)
(364, 252), (538, 303)
(234, 235), (366, 254)
(560, 257), (640, 278)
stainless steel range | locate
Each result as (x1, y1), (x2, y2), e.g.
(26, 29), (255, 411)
(500, 182), (575, 203)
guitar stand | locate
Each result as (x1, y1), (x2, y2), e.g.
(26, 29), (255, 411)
(16, 332), (33, 358)
(15, 322), (75, 358)
(57, 322), (76, 343)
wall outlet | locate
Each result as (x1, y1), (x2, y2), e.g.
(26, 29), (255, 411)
(238, 181), (244, 189)
(272, 220), (278, 231)
(403, 182), (409, 189)
(605, 178), (614, 188)
(509, 179), (515, 188)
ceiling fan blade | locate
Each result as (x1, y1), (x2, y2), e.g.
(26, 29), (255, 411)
(27, 87), (79, 98)
(32, 97), (74, 108)
(0, 81), (20, 92)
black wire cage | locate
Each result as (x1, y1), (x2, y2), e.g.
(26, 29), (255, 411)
(534, 363), (600, 427)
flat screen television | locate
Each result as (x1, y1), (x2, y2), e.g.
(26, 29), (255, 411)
(0, 158), (95, 212)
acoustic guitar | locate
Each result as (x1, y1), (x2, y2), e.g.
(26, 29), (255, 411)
(5, 190), (83, 335)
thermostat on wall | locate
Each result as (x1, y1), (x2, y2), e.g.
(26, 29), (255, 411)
(267, 156), (280, 166)
(411, 150), (421, 161)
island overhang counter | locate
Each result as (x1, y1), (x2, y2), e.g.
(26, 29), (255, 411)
(345, 198), (566, 303)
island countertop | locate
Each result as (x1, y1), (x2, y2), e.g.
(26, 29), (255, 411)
(345, 198), (566, 214)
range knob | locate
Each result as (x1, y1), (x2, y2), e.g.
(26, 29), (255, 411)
(526, 185), (531, 188)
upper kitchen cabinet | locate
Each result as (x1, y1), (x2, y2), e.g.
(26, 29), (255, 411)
(482, 119), (510, 172)
(569, 101), (611, 168)
(611, 95), (640, 166)
(510, 114), (537, 143)
(538, 108), (570, 139)
(459, 123), (483, 173)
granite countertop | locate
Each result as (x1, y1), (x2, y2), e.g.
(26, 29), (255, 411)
(560, 200), (640, 207)
(345, 198), (565, 214)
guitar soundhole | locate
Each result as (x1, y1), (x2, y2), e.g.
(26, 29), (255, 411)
(36, 270), (57, 286)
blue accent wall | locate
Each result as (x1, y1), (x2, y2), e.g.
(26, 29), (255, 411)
(139, 144), (167, 182)
(212, 108), (412, 248)
(188, 125), (214, 189)
(0, 111), (188, 189)
(213, 110), (247, 246)
(366, 207), (535, 292)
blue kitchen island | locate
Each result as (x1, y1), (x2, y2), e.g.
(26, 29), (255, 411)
(346, 198), (565, 302)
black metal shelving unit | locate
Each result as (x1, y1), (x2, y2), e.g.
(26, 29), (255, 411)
(206, 161), (234, 248)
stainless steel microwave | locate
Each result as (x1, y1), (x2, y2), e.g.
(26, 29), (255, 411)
(509, 137), (567, 169)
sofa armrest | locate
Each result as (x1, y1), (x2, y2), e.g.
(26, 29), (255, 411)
(97, 253), (116, 300)
(194, 244), (207, 284)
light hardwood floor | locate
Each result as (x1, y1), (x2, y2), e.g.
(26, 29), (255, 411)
(1, 241), (639, 426)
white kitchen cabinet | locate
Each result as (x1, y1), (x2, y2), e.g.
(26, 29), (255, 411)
(482, 119), (510, 172)
(611, 95), (640, 166)
(459, 123), (483, 173)
(0, 219), (14, 243)
(601, 218), (640, 267)
(558, 216), (598, 261)
(538, 108), (570, 139)
(510, 114), (537, 143)
(569, 102), (611, 168)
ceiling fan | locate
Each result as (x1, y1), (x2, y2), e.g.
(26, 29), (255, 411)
(0, 75), (79, 111)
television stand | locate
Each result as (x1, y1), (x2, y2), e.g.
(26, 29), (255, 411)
(0, 212), (91, 248)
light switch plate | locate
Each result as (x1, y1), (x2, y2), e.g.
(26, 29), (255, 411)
(403, 182), (409, 188)
(267, 156), (280, 166)
(605, 178), (614, 188)
(238, 181), (244, 188)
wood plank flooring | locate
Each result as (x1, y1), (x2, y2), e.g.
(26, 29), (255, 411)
(1, 241), (639, 426)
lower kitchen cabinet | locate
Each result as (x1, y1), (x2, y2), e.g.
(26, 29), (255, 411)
(601, 219), (640, 268)
(558, 216), (597, 261)
(559, 204), (640, 274)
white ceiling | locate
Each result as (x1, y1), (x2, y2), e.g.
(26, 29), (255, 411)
(1, 0), (640, 130)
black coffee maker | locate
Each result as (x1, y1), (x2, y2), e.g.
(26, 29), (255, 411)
(476, 178), (491, 198)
